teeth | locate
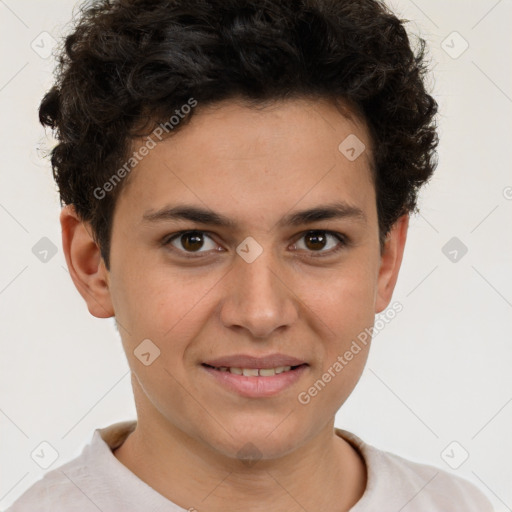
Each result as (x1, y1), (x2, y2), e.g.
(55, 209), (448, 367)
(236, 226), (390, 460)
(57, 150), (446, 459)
(214, 365), (295, 376)
(242, 368), (259, 377)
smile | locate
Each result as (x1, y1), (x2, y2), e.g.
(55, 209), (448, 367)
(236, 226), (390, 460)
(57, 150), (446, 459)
(201, 363), (308, 398)
(203, 364), (304, 376)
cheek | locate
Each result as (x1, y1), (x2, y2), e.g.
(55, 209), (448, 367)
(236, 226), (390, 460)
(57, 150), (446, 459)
(296, 271), (374, 414)
(112, 261), (219, 355)
(297, 257), (377, 407)
(305, 261), (377, 338)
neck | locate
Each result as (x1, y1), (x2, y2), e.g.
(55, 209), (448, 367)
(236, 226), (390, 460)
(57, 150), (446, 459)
(113, 378), (366, 511)
(113, 415), (366, 512)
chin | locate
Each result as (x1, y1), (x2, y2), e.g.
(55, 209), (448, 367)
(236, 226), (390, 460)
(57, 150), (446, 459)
(203, 416), (309, 462)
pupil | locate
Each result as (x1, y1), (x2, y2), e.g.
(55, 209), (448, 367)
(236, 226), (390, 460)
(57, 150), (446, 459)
(182, 232), (203, 251)
(305, 231), (326, 250)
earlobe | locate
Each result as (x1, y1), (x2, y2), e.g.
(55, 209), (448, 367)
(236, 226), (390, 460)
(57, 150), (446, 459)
(60, 205), (114, 319)
(374, 214), (409, 314)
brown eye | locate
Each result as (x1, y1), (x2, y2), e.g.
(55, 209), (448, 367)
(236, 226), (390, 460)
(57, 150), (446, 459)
(293, 230), (347, 256)
(165, 231), (219, 254)
(180, 231), (205, 251)
(304, 231), (328, 251)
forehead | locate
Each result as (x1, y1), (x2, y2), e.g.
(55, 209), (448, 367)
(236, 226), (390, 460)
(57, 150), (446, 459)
(114, 97), (375, 229)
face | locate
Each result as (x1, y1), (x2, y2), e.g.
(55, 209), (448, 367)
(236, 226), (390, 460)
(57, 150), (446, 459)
(62, 97), (408, 461)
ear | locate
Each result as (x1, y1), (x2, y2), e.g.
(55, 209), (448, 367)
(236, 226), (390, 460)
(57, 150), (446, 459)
(60, 204), (114, 318)
(375, 213), (409, 314)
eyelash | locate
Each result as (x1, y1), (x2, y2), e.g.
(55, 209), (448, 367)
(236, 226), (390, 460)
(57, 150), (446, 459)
(161, 230), (349, 259)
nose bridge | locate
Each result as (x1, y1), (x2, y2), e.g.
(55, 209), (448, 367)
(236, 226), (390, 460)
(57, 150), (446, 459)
(220, 242), (297, 338)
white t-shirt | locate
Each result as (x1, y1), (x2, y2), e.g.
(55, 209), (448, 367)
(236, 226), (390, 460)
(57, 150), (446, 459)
(4, 420), (493, 511)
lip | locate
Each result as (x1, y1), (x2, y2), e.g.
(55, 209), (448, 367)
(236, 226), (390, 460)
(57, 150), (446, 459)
(201, 360), (309, 398)
(202, 353), (307, 369)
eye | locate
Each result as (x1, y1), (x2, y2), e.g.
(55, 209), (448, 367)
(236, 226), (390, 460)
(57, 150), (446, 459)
(292, 230), (347, 256)
(163, 230), (221, 256)
(162, 229), (348, 259)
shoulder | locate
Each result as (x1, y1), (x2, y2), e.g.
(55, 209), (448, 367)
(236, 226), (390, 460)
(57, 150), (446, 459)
(375, 448), (493, 511)
(3, 457), (100, 512)
(3, 421), (137, 512)
(336, 429), (494, 512)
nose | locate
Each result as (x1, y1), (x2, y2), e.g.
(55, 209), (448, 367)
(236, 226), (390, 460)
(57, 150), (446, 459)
(219, 247), (299, 339)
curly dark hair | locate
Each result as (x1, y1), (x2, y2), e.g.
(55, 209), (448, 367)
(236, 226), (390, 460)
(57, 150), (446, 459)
(39, 0), (438, 271)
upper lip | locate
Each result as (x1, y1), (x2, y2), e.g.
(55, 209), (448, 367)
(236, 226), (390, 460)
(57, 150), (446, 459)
(202, 354), (308, 369)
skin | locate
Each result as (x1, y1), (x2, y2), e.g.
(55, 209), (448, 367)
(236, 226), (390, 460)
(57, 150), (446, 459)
(60, 97), (408, 512)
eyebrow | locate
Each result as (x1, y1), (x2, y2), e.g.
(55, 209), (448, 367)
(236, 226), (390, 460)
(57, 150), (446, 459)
(141, 200), (367, 228)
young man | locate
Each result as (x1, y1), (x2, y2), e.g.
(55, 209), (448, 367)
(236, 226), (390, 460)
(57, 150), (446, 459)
(7, 0), (493, 510)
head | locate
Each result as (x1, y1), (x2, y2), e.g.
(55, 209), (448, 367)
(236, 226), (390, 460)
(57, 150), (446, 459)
(43, 0), (438, 461)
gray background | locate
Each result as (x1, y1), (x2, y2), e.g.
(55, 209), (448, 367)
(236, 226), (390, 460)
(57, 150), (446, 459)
(0, 0), (511, 510)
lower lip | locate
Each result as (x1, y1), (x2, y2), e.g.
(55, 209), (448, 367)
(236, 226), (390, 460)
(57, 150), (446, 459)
(202, 364), (308, 398)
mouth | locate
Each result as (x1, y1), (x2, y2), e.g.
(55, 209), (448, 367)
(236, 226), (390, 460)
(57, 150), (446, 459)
(201, 363), (307, 376)
(201, 357), (309, 398)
